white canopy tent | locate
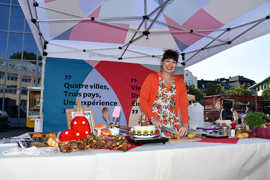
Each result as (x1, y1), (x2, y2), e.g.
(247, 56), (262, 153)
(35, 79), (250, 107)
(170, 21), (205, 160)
(18, 0), (270, 66)
(17, 0), (270, 131)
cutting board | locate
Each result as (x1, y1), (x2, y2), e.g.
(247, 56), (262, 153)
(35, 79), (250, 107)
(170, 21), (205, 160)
(169, 137), (201, 143)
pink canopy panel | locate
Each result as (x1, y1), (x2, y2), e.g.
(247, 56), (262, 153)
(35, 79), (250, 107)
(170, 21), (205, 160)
(18, 0), (270, 66)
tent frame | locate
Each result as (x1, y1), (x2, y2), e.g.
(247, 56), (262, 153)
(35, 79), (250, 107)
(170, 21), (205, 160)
(25, 0), (270, 66)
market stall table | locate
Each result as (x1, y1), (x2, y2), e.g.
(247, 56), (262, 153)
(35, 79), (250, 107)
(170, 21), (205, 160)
(1, 138), (270, 180)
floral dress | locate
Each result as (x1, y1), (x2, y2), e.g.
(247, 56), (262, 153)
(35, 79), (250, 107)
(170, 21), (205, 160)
(141, 73), (181, 138)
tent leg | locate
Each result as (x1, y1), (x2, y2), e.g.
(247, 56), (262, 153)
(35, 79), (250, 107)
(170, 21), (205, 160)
(38, 56), (46, 132)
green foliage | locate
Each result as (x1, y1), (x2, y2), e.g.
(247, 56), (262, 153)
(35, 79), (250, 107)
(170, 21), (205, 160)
(225, 85), (253, 96)
(204, 83), (225, 96)
(262, 88), (270, 100)
(186, 84), (203, 103)
(245, 112), (267, 127)
(9, 51), (42, 64)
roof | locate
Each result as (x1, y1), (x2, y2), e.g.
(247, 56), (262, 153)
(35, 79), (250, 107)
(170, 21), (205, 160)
(249, 76), (270, 90)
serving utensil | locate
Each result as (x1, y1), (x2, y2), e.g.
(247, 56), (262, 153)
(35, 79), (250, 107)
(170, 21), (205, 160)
(112, 106), (121, 128)
(160, 125), (179, 135)
(101, 107), (111, 128)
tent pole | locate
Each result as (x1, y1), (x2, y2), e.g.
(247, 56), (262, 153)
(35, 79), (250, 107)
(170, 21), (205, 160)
(185, 30), (228, 64)
(149, 18), (226, 43)
(148, 0), (169, 17)
(39, 56), (46, 132)
(26, 0), (44, 53)
(230, 16), (269, 30)
(230, 20), (266, 42)
(119, 19), (146, 58)
(144, 0), (148, 30)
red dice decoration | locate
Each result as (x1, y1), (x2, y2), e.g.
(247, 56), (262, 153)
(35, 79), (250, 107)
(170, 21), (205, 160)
(59, 129), (75, 142)
(59, 116), (91, 142)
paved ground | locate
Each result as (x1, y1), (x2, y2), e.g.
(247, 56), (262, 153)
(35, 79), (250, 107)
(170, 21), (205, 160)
(0, 127), (33, 138)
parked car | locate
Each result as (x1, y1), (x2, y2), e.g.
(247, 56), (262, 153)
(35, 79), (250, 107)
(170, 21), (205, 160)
(0, 111), (9, 129)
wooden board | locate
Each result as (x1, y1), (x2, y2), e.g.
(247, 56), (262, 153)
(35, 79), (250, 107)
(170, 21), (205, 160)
(65, 98), (95, 134)
(169, 137), (201, 143)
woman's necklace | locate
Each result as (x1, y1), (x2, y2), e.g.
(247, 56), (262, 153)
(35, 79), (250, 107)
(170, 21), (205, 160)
(161, 73), (172, 87)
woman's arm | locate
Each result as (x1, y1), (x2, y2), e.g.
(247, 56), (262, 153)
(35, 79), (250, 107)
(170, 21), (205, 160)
(177, 78), (189, 126)
(139, 73), (156, 120)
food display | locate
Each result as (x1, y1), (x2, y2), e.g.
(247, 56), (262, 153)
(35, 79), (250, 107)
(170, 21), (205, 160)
(30, 132), (58, 147)
(236, 132), (249, 139)
(187, 132), (197, 139)
(58, 140), (86, 153)
(6, 103), (270, 156)
(130, 125), (156, 138)
(58, 134), (129, 152)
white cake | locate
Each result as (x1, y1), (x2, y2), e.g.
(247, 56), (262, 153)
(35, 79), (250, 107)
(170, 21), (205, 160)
(131, 125), (156, 138)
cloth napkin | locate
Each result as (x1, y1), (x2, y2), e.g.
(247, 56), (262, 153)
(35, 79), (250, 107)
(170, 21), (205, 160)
(199, 137), (239, 144)
(2, 146), (41, 156)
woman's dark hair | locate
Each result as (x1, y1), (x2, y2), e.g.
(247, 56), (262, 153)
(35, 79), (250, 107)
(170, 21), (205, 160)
(161, 49), (179, 63)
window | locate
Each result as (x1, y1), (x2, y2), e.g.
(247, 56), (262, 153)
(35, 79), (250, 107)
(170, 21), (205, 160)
(0, 31), (8, 57)
(34, 78), (40, 85)
(0, 3), (10, 30)
(8, 32), (23, 58)
(21, 87), (27, 95)
(24, 34), (39, 58)
(22, 76), (31, 83)
(10, 4), (25, 32)
(7, 73), (17, 81)
(0, 71), (5, 79)
(12, 0), (19, 5)
(25, 19), (31, 32)
(1, 0), (11, 4)
(7, 85), (17, 94)
(0, 0), (42, 127)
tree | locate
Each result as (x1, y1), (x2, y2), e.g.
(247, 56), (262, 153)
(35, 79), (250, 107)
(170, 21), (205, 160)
(186, 84), (203, 103)
(9, 51), (42, 64)
(225, 85), (253, 96)
(262, 88), (270, 100)
(204, 83), (225, 96)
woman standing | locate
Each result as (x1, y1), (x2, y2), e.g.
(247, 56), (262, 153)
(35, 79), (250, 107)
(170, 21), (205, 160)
(139, 49), (189, 138)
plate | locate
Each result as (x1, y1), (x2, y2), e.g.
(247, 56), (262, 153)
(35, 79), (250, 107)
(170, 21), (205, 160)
(132, 134), (159, 139)
(127, 136), (168, 145)
(203, 133), (228, 138)
(132, 135), (159, 139)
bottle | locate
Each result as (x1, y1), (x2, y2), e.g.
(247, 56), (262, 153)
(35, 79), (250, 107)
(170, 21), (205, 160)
(230, 122), (236, 138)
(235, 125), (242, 137)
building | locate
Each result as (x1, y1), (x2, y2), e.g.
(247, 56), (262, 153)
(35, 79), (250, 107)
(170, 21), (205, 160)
(197, 79), (219, 89)
(228, 75), (256, 88)
(0, 0), (41, 127)
(0, 59), (41, 105)
(198, 75), (256, 92)
(184, 69), (198, 88)
(216, 78), (231, 90)
(249, 76), (270, 96)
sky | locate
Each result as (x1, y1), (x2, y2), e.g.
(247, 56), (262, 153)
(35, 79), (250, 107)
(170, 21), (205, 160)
(186, 33), (270, 84)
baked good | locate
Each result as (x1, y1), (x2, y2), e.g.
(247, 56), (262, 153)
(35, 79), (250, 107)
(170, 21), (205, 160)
(47, 137), (59, 147)
(32, 132), (43, 138)
(101, 128), (112, 136)
(45, 132), (57, 139)
(94, 123), (106, 136)
(94, 123), (106, 129)
(131, 125), (156, 137)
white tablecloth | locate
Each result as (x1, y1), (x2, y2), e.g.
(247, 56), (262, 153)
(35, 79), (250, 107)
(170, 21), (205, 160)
(1, 138), (270, 180)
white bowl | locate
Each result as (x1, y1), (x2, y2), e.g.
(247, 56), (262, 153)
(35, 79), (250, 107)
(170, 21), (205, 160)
(109, 127), (120, 135)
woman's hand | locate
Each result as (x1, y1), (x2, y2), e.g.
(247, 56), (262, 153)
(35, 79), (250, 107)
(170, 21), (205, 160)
(151, 118), (162, 129)
(179, 126), (188, 137)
